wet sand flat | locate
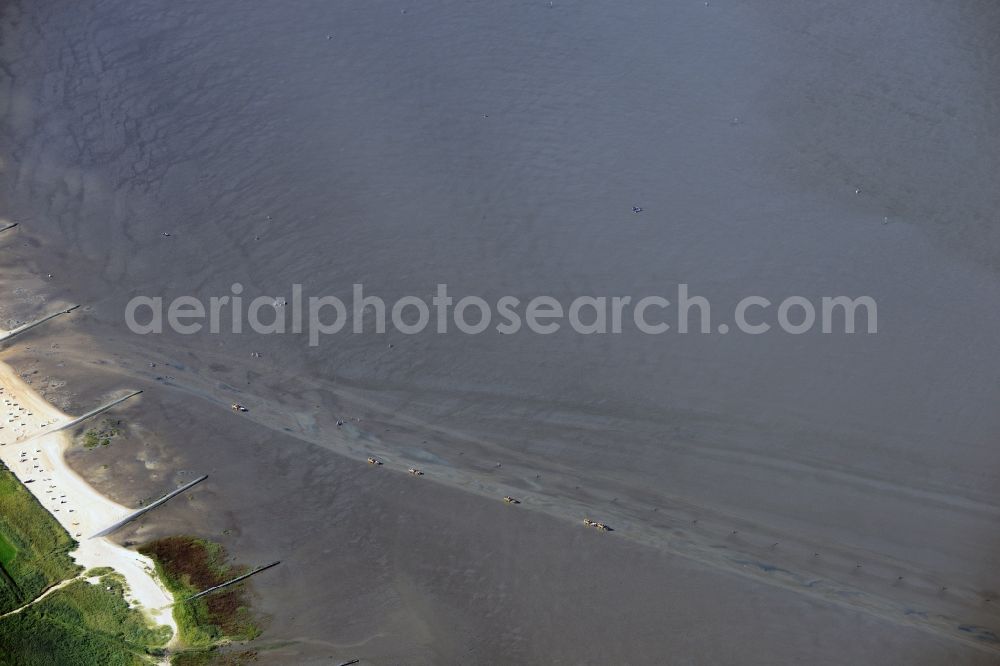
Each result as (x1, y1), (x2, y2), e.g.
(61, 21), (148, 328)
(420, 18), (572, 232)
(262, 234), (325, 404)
(38, 368), (1000, 666)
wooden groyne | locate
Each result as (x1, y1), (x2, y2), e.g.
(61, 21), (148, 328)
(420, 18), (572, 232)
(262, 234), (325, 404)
(184, 560), (280, 601)
(53, 389), (143, 433)
(90, 474), (208, 538)
(0, 305), (79, 344)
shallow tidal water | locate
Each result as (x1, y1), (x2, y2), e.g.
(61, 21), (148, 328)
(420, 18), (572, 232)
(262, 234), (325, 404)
(2, 0), (1000, 661)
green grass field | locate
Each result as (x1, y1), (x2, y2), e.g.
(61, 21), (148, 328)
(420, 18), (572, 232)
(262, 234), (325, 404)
(0, 533), (16, 566)
(0, 463), (80, 613)
(0, 573), (171, 666)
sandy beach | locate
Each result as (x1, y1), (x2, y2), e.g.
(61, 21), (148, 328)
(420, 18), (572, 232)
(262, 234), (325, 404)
(0, 357), (177, 637)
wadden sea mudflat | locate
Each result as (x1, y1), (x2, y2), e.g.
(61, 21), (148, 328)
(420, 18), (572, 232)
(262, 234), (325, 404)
(2, 0), (1000, 663)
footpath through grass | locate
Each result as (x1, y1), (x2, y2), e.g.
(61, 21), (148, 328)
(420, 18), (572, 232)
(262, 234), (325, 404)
(0, 464), (263, 665)
(0, 572), (171, 665)
(0, 462), (172, 664)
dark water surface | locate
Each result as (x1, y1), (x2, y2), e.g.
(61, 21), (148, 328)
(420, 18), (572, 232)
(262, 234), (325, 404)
(2, 0), (1000, 661)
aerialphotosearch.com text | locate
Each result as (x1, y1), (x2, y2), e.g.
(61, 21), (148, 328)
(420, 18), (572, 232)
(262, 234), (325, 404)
(125, 283), (878, 346)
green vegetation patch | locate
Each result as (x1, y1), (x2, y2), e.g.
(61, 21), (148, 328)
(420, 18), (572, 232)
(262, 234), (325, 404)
(0, 533), (16, 566)
(0, 574), (171, 666)
(85, 567), (116, 578)
(81, 418), (126, 449)
(171, 649), (259, 666)
(0, 463), (79, 613)
(140, 536), (260, 661)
